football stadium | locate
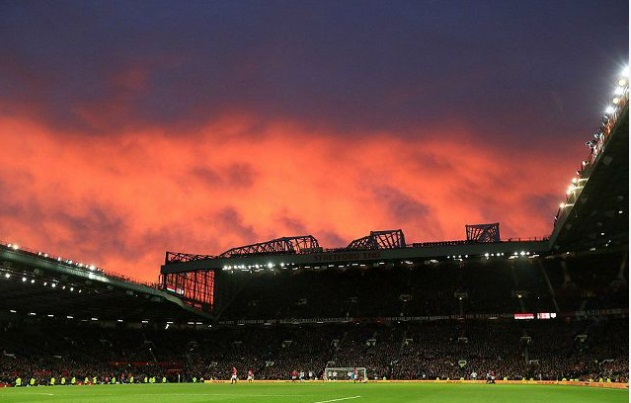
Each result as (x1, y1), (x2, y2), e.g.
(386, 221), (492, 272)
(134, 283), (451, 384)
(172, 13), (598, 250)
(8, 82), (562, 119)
(0, 63), (628, 403)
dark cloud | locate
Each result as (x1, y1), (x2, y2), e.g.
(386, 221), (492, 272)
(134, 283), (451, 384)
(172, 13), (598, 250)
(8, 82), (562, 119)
(317, 231), (348, 249)
(191, 163), (256, 189)
(213, 206), (258, 245)
(274, 213), (308, 236)
(0, 0), (626, 143)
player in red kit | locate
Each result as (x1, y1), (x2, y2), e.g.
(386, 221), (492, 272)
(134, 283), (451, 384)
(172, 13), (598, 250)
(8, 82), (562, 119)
(230, 367), (238, 384)
(247, 369), (254, 383)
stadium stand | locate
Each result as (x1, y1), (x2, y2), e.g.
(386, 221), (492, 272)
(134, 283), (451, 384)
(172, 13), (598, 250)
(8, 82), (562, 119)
(0, 68), (628, 386)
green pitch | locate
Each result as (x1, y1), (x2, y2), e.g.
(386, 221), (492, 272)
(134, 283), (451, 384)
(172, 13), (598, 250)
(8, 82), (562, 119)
(0, 382), (628, 403)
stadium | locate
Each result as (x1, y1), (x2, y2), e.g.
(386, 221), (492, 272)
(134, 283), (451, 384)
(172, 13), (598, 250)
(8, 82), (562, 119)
(0, 62), (628, 403)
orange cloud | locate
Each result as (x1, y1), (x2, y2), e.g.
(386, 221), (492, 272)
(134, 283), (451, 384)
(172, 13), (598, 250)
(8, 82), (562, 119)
(0, 115), (582, 282)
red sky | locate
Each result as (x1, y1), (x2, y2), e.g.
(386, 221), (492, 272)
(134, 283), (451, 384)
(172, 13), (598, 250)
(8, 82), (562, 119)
(0, 114), (585, 282)
(0, 1), (627, 282)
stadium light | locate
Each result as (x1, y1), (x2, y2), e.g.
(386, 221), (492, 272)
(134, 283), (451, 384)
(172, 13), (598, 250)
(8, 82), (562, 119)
(614, 86), (624, 96)
(66, 316), (73, 319)
(22, 277), (26, 282)
(622, 65), (629, 77)
(618, 78), (627, 87)
(9, 310), (16, 313)
(604, 106), (615, 115)
(4, 273), (9, 278)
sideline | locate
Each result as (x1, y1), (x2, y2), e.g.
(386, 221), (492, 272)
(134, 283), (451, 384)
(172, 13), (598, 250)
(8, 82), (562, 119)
(313, 396), (362, 403)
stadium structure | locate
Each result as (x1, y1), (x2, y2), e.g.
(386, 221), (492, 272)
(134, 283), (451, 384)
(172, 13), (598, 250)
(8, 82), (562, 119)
(0, 68), (627, 387)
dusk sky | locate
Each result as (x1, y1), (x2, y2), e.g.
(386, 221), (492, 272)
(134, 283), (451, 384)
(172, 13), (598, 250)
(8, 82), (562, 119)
(0, 1), (628, 282)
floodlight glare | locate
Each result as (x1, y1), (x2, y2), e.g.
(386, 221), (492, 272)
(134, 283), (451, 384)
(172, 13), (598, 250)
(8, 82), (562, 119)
(605, 106), (615, 115)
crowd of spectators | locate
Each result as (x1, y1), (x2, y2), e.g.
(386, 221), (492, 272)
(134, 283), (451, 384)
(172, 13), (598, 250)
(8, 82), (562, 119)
(0, 251), (626, 386)
(0, 318), (627, 385)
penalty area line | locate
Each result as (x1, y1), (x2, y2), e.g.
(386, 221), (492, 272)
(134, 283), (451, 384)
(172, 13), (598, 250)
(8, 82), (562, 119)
(313, 396), (361, 403)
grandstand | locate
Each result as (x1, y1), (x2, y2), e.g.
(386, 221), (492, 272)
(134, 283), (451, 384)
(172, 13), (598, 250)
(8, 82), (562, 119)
(0, 68), (627, 388)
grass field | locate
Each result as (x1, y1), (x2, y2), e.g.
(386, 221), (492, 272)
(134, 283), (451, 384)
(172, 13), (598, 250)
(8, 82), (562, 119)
(0, 382), (628, 403)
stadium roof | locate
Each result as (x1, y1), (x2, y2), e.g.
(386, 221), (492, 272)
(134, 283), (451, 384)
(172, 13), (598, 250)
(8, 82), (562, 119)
(549, 90), (628, 254)
(0, 242), (211, 326)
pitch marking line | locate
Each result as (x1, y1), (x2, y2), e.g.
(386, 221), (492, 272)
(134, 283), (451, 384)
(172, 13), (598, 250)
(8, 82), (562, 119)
(313, 396), (362, 403)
